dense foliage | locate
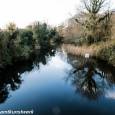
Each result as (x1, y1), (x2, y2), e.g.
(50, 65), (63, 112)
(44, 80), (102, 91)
(63, 0), (114, 45)
(62, 0), (115, 66)
(0, 22), (59, 68)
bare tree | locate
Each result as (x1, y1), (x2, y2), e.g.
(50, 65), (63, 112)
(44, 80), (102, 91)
(75, 0), (113, 44)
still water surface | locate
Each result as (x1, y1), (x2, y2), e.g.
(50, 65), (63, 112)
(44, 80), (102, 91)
(0, 46), (115, 115)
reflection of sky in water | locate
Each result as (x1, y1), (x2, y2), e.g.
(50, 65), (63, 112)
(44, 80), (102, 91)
(106, 92), (115, 99)
(84, 68), (89, 72)
(94, 72), (115, 100)
(51, 52), (115, 101)
(0, 48), (115, 115)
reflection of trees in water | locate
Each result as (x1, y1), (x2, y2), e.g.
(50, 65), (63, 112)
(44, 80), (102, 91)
(65, 54), (115, 101)
(0, 47), (56, 104)
(33, 47), (55, 68)
(0, 65), (23, 104)
(54, 46), (68, 62)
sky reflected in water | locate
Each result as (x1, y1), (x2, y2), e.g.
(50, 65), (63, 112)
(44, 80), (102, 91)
(0, 47), (115, 115)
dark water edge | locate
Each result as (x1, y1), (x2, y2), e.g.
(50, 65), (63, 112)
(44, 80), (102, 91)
(0, 46), (115, 115)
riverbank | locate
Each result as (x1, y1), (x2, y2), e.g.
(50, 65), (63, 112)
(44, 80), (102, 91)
(63, 40), (115, 67)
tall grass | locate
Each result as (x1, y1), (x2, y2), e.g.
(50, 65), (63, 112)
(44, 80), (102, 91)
(63, 39), (115, 67)
(64, 39), (115, 57)
(63, 44), (98, 57)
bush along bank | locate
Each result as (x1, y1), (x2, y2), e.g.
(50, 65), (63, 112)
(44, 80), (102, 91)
(63, 40), (115, 67)
(0, 22), (61, 68)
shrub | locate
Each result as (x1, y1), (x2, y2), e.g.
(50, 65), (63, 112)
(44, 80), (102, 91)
(87, 35), (94, 45)
(109, 52), (115, 66)
(97, 45), (115, 66)
(97, 47), (110, 61)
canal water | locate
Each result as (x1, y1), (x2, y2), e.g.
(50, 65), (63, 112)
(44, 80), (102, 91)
(0, 46), (115, 115)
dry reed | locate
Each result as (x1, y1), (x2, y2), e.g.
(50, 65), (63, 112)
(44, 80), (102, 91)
(63, 41), (113, 57)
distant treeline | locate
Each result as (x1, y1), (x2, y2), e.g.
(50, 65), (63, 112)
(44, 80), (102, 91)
(0, 21), (63, 68)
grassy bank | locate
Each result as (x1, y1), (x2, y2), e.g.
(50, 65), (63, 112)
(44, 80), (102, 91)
(63, 44), (97, 57)
(64, 40), (115, 66)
